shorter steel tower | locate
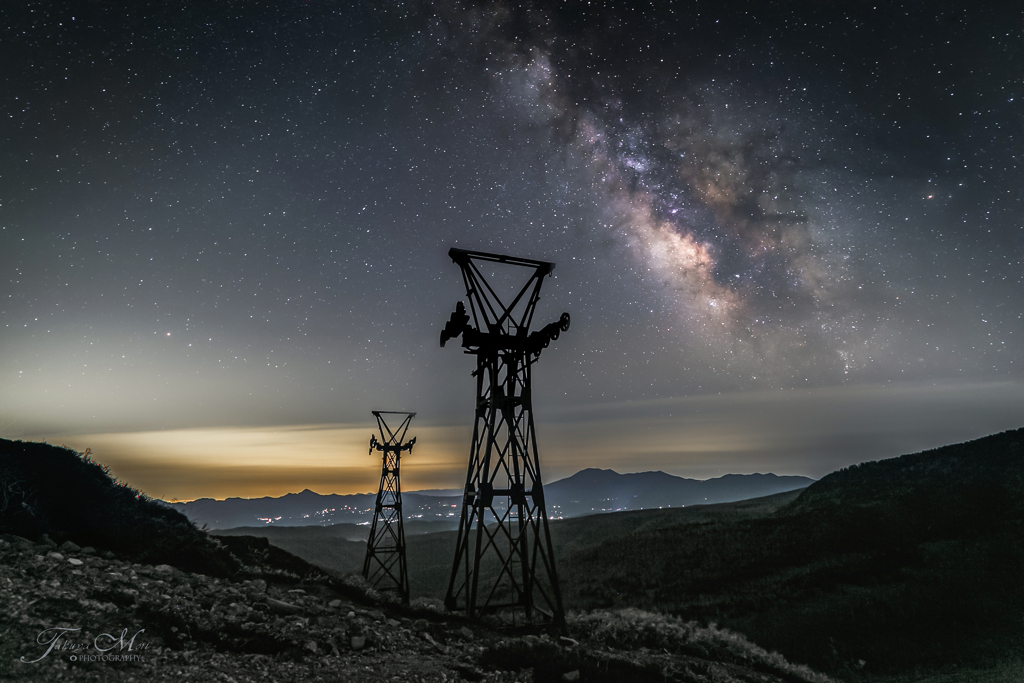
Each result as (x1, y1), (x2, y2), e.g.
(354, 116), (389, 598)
(362, 410), (416, 604)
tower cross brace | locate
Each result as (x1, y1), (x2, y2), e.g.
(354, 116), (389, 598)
(440, 247), (569, 625)
(362, 410), (416, 604)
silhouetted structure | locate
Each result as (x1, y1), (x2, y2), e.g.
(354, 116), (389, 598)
(362, 410), (416, 604)
(440, 247), (569, 624)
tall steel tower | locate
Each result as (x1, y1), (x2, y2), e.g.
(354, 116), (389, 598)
(440, 248), (569, 624)
(362, 410), (416, 604)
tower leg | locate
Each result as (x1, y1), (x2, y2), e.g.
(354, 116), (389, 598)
(444, 352), (564, 623)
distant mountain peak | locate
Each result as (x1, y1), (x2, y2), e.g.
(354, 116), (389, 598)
(284, 489), (320, 497)
(168, 468), (815, 529)
(545, 468), (814, 515)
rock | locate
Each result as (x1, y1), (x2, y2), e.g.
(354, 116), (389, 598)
(81, 546), (97, 555)
(562, 671), (580, 682)
(265, 597), (303, 615)
(47, 552), (65, 561)
(386, 618), (401, 628)
(459, 626), (475, 640)
(328, 599), (342, 608)
(37, 534), (57, 547)
(303, 640), (318, 653)
(412, 619), (429, 633)
(0, 533), (33, 547)
(347, 611), (356, 619)
(68, 558), (84, 566)
(453, 663), (486, 682)
(250, 579), (267, 594)
(287, 588), (306, 594)
(153, 564), (173, 574)
(58, 540), (81, 552)
(350, 635), (366, 651)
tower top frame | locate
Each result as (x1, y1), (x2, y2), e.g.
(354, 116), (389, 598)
(370, 411), (417, 451)
(441, 248), (568, 357)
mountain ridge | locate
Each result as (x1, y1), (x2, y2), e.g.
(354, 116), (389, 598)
(168, 469), (815, 529)
(553, 426), (1024, 678)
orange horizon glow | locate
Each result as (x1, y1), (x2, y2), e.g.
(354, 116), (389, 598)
(19, 380), (1024, 502)
(46, 423), (473, 502)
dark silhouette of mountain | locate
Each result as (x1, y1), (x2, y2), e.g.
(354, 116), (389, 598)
(545, 468), (813, 517)
(791, 426), (1022, 516)
(0, 438), (239, 577)
(167, 490), (463, 530)
(552, 427), (1024, 679)
(171, 470), (813, 529)
(167, 488), (372, 529)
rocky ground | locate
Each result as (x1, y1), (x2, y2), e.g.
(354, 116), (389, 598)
(0, 533), (833, 683)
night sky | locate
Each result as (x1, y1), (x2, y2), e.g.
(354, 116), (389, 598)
(2, 1), (1022, 500)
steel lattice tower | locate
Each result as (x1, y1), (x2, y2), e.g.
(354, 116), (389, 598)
(362, 410), (416, 604)
(440, 248), (570, 624)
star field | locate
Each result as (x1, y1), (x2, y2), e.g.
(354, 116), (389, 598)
(1, 1), (1021, 498)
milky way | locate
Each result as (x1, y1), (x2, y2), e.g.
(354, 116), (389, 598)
(1, 1), (1021, 496)
(433, 1), (1022, 386)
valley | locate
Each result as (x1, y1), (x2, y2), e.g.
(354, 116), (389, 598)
(214, 428), (1024, 681)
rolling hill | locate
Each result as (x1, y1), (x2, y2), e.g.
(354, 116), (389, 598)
(226, 428), (1024, 681)
(555, 427), (1024, 680)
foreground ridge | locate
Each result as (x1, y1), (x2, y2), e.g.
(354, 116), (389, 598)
(0, 534), (831, 683)
(0, 437), (831, 682)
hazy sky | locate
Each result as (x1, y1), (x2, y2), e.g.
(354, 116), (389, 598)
(2, 1), (1021, 499)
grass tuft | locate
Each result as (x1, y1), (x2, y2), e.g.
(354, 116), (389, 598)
(567, 608), (833, 682)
